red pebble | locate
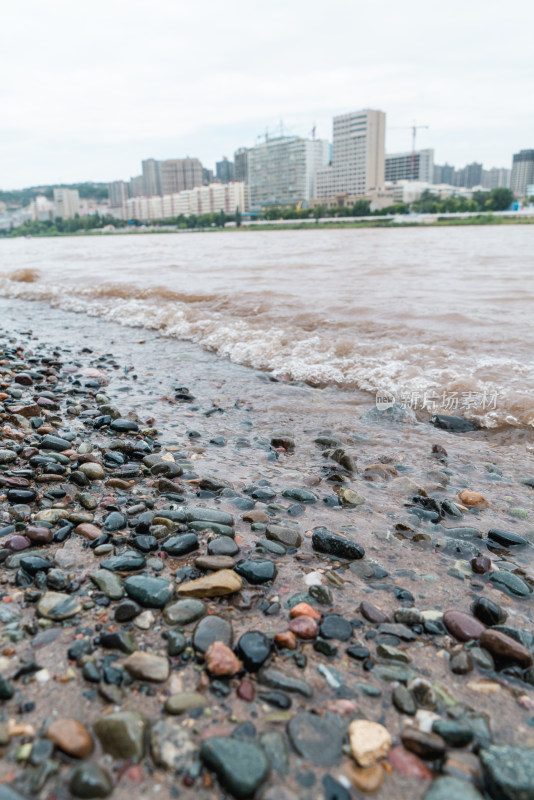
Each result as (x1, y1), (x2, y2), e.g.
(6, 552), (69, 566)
(471, 555), (491, 574)
(6, 536), (31, 552)
(288, 616), (318, 639)
(237, 679), (255, 701)
(388, 745), (433, 779)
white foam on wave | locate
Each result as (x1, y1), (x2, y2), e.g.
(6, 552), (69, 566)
(1, 277), (533, 428)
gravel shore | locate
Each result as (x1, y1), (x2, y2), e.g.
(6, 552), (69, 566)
(1, 310), (534, 800)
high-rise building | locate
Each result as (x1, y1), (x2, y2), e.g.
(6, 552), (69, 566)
(234, 147), (249, 183)
(385, 149), (434, 183)
(142, 159), (162, 196)
(216, 157), (234, 184)
(247, 136), (330, 211)
(315, 109), (386, 199)
(160, 158), (203, 195)
(481, 167), (511, 190)
(108, 180), (129, 207)
(129, 175), (145, 197)
(53, 188), (80, 219)
(433, 163), (455, 185)
(511, 150), (534, 197)
(202, 167), (214, 185)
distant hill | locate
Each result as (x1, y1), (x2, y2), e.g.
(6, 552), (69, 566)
(0, 182), (109, 208)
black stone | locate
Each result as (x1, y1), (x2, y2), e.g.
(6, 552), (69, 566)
(101, 551), (146, 572)
(103, 512), (127, 531)
(19, 557), (53, 575)
(320, 615), (353, 641)
(236, 631), (272, 672)
(488, 529), (528, 547)
(114, 600), (142, 622)
(472, 597), (508, 626)
(235, 558), (277, 584)
(346, 645), (370, 660)
(123, 575), (172, 608)
(311, 528), (365, 560)
(257, 691), (291, 709)
(208, 537), (240, 556)
(323, 775), (351, 800)
(7, 490), (37, 503)
(110, 418), (139, 433)
(430, 414), (481, 432)
(161, 533), (199, 557)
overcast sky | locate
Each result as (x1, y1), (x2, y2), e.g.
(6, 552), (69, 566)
(1, 0), (532, 188)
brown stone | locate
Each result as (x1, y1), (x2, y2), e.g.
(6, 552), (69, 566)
(449, 648), (473, 675)
(400, 728), (446, 760)
(288, 616), (318, 640)
(194, 555), (236, 571)
(363, 463), (398, 481)
(443, 610), (485, 641)
(360, 601), (389, 624)
(388, 745), (433, 779)
(237, 678), (255, 701)
(471, 555), (492, 574)
(46, 718), (94, 758)
(349, 720), (391, 767)
(106, 478), (136, 489)
(289, 602), (321, 621)
(480, 628), (533, 667)
(242, 509), (269, 524)
(458, 490), (489, 508)
(274, 631), (298, 650)
(25, 526), (53, 545)
(346, 761), (385, 793)
(75, 523), (103, 542)
(178, 570), (242, 598)
(123, 652), (170, 682)
(204, 641), (243, 676)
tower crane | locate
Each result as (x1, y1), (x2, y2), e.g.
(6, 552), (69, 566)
(390, 122), (429, 179)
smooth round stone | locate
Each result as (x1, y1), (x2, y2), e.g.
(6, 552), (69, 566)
(266, 525), (302, 548)
(479, 745), (534, 800)
(193, 615), (233, 653)
(195, 555), (235, 571)
(471, 555), (492, 574)
(479, 629), (533, 667)
(110, 418), (139, 433)
(393, 685), (416, 715)
(38, 591), (81, 620)
(162, 533), (199, 557)
(312, 528), (365, 560)
(6, 489), (37, 504)
(124, 575), (173, 608)
(320, 615), (353, 641)
(200, 737), (269, 799)
(449, 650), (473, 675)
(360, 601), (389, 624)
(46, 718), (94, 758)
(6, 535), (31, 552)
(93, 711), (147, 761)
(235, 558), (277, 584)
(165, 691), (208, 715)
(103, 511), (127, 531)
(24, 525), (53, 545)
(123, 651), (170, 682)
(163, 598), (206, 626)
(470, 647), (495, 671)
(488, 529), (528, 547)
(208, 537), (240, 556)
(257, 539), (286, 555)
(423, 776), (484, 800)
(491, 570), (531, 597)
(19, 556), (53, 575)
(349, 720), (392, 767)
(70, 763), (113, 798)
(401, 728), (446, 760)
(178, 569), (242, 598)
(472, 597), (507, 626)
(282, 488), (317, 503)
(288, 712), (344, 766)
(74, 523), (102, 542)
(432, 719), (474, 747)
(443, 610), (486, 641)
(236, 631), (272, 672)
(167, 631), (187, 656)
(101, 551), (146, 572)
(78, 462), (105, 481)
(90, 570), (124, 600)
(114, 600), (141, 622)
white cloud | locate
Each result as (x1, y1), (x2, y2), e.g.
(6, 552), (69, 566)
(1, 0), (532, 186)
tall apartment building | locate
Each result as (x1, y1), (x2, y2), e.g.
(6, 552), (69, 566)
(454, 162), (483, 189)
(160, 158), (203, 195)
(234, 147), (249, 183)
(108, 180), (129, 207)
(216, 157), (234, 184)
(481, 167), (511, 190)
(433, 163), (455, 185)
(511, 150), (534, 197)
(129, 175), (145, 197)
(142, 159), (162, 196)
(247, 136), (330, 211)
(315, 109), (386, 199)
(53, 188), (80, 219)
(385, 149), (434, 183)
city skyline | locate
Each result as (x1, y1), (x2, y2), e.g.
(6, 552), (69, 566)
(1, 0), (532, 188)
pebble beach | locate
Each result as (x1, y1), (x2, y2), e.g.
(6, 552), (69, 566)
(0, 295), (533, 800)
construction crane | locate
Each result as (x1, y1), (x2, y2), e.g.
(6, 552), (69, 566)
(390, 122), (429, 180)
